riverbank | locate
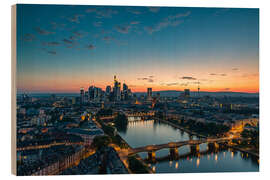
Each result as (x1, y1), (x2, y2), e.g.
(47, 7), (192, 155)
(155, 118), (207, 138)
(94, 117), (153, 174)
(156, 118), (259, 159)
(229, 145), (259, 158)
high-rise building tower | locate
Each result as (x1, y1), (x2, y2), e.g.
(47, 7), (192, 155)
(106, 85), (111, 95)
(184, 89), (190, 97)
(113, 75), (121, 101)
(197, 81), (200, 97)
(123, 83), (128, 100)
(88, 86), (95, 101)
(80, 87), (84, 104)
(147, 88), (152, 100)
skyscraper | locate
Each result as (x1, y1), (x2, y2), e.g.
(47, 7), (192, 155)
(123, 83), (128, 101)
(147, 88), (152, 100)
(113, 75), (121, 101)
(88, 86), (95, 101)
(184, 89), (190, 97)
(80, 87), (84, 104)
(106, 85), (111, 95)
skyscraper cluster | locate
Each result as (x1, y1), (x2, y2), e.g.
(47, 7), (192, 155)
(80, 75), (132, 104)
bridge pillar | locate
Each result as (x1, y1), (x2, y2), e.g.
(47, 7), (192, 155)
(169, 147), (179, 158)
(190, 144), (200, 154)
(148, 151), (156, 161)
(208, 142), (219, 151)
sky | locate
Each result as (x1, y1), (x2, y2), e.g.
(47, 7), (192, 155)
(16, 4), (259, 93)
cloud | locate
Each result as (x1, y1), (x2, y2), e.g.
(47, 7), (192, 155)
(232, 68), (239, 71)
(144, 11), (190, 34)
(102, 36), (114, 43)
(126, 8), (142, 15)
(23, 33), (35, 42)
(209, 73), (227, 76)
(96, 8), (118, 18)
(43, 41), (60, 46)
(148, 75), (154, 78)
(180, 83), (189, 86)
(62, 39), (73, 44)
(168, 11), (191, 19)
(86, 44), (95, 50)
(35, 27), (55, 35)
(130, 21), (140, 25)
(50, 22), (66, 30)
(68, 14), (84, 23)
(47, 50), (57, 55)
(166, 82), (179, 86)
(116, 25), (131, 34)
(86, 8), (118, 18)
(241, 73), (259, 78)
(85, 8), (96, 13)
(148, 7), (160, 13)
(222, 88), (231, 91)
(181, 76), (197, 80)
(71, 31), (87, 40)
(137, 77), (154, 83)
(191, 82), (201, 85)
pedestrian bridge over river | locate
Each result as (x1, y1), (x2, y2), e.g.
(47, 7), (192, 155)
(127, 137), (245, 159)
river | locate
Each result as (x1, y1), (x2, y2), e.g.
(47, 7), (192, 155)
(118, 118), (259, 173)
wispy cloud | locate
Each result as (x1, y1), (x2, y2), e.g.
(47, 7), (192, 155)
(23, 33), (36, 42)
(166, 82), (179, 86)
(232, 68), (239, 71)
(180, 76), (197, 80)
(137, 76), (155, 83)
(115, 25), (131, 34)
(148, 7), (160, 13)
(50, 22), (66, 30)
(62, 38), (73, 44)
(86, 44), (95, 50)
(209, 73), (227, 76)
(86, 8), (118, 18)
(241, 73), (259, 78)
(130, 21), (140, 25)
(102, 36), (114, 43)
(35, 27), (55, 35)
(145, 11), (190, 34)
(126, 8), (142, 15)
(180, 83), (189, 86)
(42, 41), (60, 46)
(68, 14), (84, 23)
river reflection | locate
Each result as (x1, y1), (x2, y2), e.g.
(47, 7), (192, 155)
(118, 119), (259, 173)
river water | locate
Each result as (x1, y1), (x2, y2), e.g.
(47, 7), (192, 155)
(118, 119), (259, 173)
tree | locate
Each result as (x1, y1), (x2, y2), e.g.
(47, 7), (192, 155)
(114, 113), (128, 133)
(92, 135), (112, 151)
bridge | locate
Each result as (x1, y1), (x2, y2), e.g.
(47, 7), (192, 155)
(127, 137), (245, 160)
(124, 111), (155, 118)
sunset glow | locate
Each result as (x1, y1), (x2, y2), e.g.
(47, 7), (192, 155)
(17, 5), (259, 93)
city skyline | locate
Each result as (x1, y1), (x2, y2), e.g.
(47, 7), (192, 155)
(17, 5), (259, 93)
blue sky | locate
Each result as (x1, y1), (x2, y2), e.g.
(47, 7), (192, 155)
(16, 4), (259, 93)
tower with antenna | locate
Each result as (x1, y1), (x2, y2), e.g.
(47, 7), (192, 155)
(197, 81), (200, 97)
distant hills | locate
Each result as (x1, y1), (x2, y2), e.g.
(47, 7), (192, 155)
(18, 90), (259, 98)
(134, 90), (259, 97)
